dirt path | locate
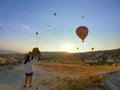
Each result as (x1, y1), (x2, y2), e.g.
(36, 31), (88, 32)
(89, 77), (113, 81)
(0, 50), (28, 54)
(0, 62), (120, 90)
(105, 71), (120, 90)
(0, 62), (74, 90)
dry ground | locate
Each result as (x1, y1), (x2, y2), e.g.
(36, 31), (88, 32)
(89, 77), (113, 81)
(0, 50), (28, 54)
(37, 62), (120, 75)
(0, 61), (120, 90)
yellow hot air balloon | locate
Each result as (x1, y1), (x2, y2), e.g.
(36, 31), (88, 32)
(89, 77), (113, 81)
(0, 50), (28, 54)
(76, 26), (88, 42)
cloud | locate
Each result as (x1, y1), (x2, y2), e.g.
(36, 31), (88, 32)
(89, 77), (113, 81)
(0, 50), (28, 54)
(21, 24), (35, 33)
(22, 25), (30, 29)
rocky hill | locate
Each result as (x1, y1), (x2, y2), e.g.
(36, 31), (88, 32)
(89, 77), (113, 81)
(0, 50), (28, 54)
(0, 48), (120, 66)
(0, 50), (21, 54)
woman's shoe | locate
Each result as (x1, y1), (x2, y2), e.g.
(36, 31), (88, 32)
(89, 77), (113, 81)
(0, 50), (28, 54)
(29, 85), (32, 87)
(23, 85), (27, 88)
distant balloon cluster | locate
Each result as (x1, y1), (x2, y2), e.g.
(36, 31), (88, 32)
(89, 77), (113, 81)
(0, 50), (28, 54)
(35, 12), (57, 36)
(33, 13), (90, 51)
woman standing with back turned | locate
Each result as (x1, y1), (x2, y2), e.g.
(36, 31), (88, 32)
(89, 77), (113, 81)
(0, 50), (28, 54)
(24, 54), (38, 87)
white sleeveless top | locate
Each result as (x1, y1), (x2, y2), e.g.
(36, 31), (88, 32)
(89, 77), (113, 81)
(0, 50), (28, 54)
(24, 58), (37, 73)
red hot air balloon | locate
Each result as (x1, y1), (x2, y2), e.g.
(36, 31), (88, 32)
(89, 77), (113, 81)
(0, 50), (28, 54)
(76, 26), (88, 42)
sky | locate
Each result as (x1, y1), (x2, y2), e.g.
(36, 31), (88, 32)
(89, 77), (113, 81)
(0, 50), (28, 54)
(0, 0), (120, 53)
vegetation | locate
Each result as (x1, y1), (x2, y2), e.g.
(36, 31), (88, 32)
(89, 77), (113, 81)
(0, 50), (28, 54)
(0, 48), (119, 66)
(41, 48), (120, 65)
(0, 48), (119, 89)
(0, 54), (24, 66)
(36, 62), (120, 90)
(56, 74), (105, 90)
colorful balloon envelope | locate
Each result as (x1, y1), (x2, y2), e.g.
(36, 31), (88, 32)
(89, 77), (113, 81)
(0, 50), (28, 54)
(76, 26), (88, 42)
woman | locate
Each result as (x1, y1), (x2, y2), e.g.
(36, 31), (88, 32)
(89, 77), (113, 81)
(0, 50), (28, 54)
(24, 54), (38, 87)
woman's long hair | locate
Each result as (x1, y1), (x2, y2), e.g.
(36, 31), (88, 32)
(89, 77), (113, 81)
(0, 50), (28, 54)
(24, 55), (30, 64)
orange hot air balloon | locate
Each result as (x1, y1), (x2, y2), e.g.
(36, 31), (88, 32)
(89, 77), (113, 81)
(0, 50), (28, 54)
(76, 26), (88, 42)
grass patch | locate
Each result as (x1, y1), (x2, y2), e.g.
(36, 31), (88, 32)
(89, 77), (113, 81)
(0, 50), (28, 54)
(56, 74), (105, 90)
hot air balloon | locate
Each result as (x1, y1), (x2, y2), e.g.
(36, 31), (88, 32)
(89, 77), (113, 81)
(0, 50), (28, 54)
(77, 47), (79, 50)
(92, 47), (94, 50)
(54, 13), (56, 16)
(36, 32), (38, 35)
(76, 26), (88, 42)
(82, 16), (84, 19)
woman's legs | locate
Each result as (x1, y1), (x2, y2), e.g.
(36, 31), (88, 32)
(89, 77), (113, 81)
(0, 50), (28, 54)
(24, 76), (29, 87)
(24, 72), (33, 87)
(29, 76), (32, 87)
